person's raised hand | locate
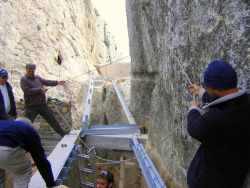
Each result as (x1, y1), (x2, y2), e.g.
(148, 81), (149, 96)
(58, 80), (65, 85)
(188, 84), (201, 96)
(189, 100), (200, 108)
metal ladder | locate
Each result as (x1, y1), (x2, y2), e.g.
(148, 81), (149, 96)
(77, 147), (97, 188)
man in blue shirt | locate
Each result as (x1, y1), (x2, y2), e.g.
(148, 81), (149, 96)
(0, 117), (56, 187)
(187, 60), (250, 188)
(0, 69), (17, 120)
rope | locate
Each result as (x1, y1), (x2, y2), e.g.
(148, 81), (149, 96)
(45, 55), (130, 94)
(173, 55), (195, 100)
(79, 137), (90, 150)
(145, 124), (182, 154)
(66, 55), (129, 81)
(46, 79), (183, 167)
(96, 162), (121, 165)
(41, 55), (185, 166)
(49, 99), (77, 131)
(95, 155), (123, 164)
(173, 56), (192, 85)
(77, 123), (183, 165)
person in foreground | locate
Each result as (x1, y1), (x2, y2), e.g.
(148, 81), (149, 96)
(97, 170), (114, 188)
(187, 60), (250, 188)
(0, 117), (56, 188)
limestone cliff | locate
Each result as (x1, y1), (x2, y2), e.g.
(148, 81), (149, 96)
(0, 0), (120, 127)
(126, 0), (250, 187)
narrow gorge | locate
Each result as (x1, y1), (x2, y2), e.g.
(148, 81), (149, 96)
(0, 0), (249, 187)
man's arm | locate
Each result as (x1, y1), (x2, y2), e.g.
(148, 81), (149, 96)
(20, 77), (43, 96)
(6, 83), (17, 117)
(40, 76), (61, 87)
(26, 129), (55, 187)
(187, 101), (212, 141)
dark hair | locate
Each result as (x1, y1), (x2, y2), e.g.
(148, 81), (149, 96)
(97, 170), (114, 185)
(26, 63), (36, 70)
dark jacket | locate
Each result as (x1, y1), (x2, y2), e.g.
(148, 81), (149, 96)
(0, 82), (17, 120)
(20, 75), (58, 107)
(0, 120), (55, 187)
(187, 91), (250, 188)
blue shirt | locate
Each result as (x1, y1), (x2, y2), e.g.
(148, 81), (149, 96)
(0, 120), (55, 187)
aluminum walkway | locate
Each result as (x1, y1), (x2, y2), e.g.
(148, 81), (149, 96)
(29, 78), (166, 188)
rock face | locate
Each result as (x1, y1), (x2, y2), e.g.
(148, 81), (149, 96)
(0, 0), (120, 127)
(126, 0), (250, 187)
(90, 78), (131, 126)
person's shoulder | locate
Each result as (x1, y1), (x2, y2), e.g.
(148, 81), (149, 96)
(0, 120), (27, 128)
(35, 75), (43, 80)
(20, 75), (26, 79)
(13, 121), (37, 133)
(20, 75), (28, 81)
(11, 120), (29, 127)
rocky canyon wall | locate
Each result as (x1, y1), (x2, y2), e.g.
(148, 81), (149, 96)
(0, 0), (120, 127)
(126, 0), (250, 187)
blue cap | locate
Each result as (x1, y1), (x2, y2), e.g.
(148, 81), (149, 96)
(0, 69), (8, 78)
(203, 60), (237, 90)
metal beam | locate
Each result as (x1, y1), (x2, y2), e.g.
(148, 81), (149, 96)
(131, 138), (166, 188)
(29, 130), (81, 188)
(81, 124), (139, 136)
(111, 80), (136, 124)
(84, 134), (147, 151)
(82, 78), (94, 129)
(55, 145), (81, 185)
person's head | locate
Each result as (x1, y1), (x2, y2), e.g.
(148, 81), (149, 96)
(203, 60), (238, 98)
(97, 170), (114, 188)
(0, 69), (8, 85)
(15, 117), (32, 125)
(26, 63), (36, 78)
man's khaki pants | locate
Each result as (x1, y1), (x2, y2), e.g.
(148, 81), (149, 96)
(0, 146), (31, 188)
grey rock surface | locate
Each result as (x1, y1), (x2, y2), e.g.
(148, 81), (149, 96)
(126, 0), (250, 187)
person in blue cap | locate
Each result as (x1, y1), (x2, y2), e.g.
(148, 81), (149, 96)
(187, 60), (250, 188)
(0, 69), (17, 120)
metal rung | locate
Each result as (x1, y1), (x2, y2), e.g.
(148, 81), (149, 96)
(81, 181), (94, 188)
(80, 168), (93, 173)
(77, 154), (90, 160)
(77, 147), (97, 188)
